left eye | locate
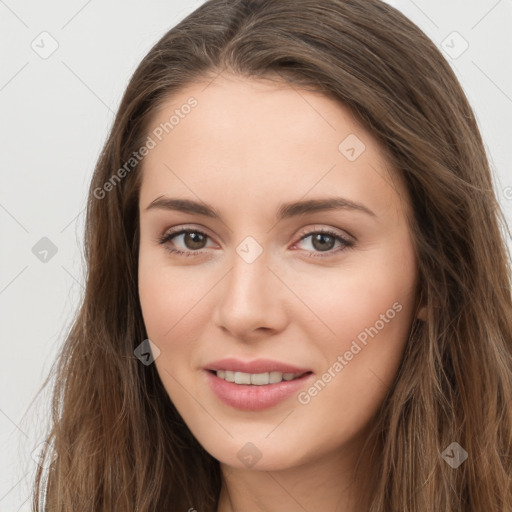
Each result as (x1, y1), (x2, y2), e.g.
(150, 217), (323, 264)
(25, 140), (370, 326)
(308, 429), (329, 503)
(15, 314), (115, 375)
(157, 228), (354, 258)
(295, 230), (352, 254)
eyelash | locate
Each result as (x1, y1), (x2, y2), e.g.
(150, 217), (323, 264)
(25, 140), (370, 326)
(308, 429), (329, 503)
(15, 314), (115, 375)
(156, 227), (354, 259)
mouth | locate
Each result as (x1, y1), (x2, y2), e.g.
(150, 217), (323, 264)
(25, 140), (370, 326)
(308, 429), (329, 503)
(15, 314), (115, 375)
(207, 369), (312, 385)
(204, 368), (315, 411)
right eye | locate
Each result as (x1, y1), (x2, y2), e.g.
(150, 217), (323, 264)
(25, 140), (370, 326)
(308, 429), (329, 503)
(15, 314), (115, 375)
(157, 228), (215, 257)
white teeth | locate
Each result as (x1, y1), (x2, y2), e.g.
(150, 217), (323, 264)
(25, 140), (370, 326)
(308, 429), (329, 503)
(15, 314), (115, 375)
(214, 370), (303, 385)
(251, 373), (269, 385)
(234, 371), (251, 385)
(269, 371), (282, 384)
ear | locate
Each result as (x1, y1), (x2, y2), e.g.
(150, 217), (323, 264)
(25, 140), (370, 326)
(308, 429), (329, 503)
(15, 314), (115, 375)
(416, 305), (427, 321)
(415, 288), (427, 321)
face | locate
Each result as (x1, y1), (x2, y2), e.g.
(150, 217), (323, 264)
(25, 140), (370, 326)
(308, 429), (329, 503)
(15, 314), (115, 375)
(137, 73), (422, 472)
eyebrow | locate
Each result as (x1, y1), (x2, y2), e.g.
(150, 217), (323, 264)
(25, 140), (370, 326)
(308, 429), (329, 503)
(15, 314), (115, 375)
(145, 196), (376, 221)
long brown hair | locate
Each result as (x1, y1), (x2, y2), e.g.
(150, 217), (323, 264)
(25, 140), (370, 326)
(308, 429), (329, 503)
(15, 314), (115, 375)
(32, 0), (512, 510)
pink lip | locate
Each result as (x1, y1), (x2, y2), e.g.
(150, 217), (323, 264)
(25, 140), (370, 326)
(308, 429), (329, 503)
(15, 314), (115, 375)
(203, 359), (314, 411)
(204, 358), (311, 374)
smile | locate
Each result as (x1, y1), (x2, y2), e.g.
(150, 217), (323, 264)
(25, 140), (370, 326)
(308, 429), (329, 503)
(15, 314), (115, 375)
(204, 369), (314, 411)
(213, 369), (307, 385)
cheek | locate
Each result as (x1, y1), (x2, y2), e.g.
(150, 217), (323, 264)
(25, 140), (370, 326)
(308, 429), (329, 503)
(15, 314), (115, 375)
(304, 249), (416, 400)
(138, 248), (209, 340)
(296, 240), (417, 384)
(290, 273), (415, 454)
(292, 250), (415, 352)
(138, 260), (204, 397)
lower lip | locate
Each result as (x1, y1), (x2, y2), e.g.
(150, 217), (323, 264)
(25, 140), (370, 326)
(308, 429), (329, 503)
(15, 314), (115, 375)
(204, 370), (314, 411)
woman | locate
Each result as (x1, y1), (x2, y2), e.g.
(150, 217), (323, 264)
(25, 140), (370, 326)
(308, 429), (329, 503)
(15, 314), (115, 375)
(32, 0), (512, 510)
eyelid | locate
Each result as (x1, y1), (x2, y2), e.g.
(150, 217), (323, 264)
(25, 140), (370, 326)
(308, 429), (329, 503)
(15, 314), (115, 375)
(158, 223), (353, 243)
(294, 224), (354, 243)
(156, 224), (355, 258)
(155, 225), (217, 249)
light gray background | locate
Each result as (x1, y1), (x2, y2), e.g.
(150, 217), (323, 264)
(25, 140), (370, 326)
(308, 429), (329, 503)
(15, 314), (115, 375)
(1, 0), (511, 510)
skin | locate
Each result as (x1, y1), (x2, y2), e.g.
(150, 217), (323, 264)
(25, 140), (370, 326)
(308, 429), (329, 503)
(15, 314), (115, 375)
(138, 73), (426, 512)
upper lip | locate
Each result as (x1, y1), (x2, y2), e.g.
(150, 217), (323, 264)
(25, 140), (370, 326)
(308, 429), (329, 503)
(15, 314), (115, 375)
(205, 358), (312, 374)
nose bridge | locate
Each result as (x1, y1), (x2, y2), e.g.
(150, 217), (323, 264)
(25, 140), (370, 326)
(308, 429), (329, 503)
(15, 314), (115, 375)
(225, 241), (272, 306)
(214, 236), (286, 336)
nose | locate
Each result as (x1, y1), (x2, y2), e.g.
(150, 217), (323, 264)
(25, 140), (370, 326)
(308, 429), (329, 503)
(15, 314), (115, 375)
(212, 246), (288, 341)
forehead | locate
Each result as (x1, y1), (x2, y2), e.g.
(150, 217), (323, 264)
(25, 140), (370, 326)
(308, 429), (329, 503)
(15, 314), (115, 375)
(138, 74), (407, 221)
